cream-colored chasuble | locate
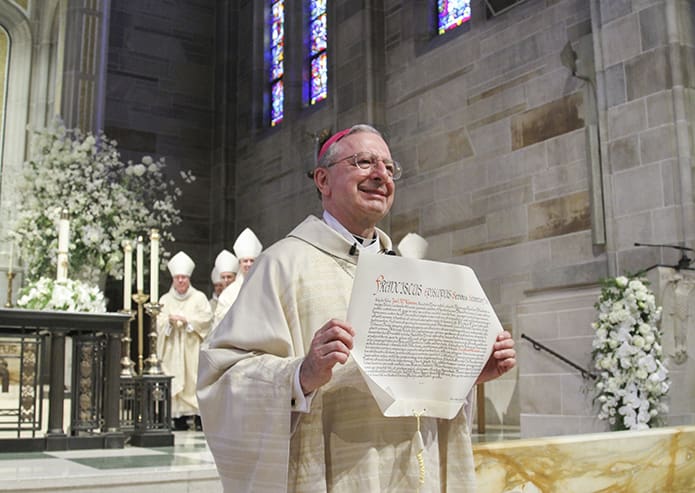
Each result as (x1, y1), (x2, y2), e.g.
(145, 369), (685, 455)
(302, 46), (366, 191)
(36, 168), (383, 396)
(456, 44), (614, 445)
(197, 215), (476, 493)
(156, 285), (212, 417)
(210, 275), (244, 330)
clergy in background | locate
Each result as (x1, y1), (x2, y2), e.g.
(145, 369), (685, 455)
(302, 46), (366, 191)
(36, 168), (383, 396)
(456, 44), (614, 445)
(211, 228), (263, 328)
(208, 248), (240, 333)
(214, 249), (239, 289)
(397, 232), (429, 259)
(157, 251), (213, 431)
(209, 265), (224, 313)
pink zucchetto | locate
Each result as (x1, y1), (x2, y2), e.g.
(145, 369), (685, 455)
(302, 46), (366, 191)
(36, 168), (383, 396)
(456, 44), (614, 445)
(317, 128), (351, 160)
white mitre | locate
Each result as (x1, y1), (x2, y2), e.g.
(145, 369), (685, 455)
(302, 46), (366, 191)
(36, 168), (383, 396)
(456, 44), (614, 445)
(215, 249), (239, 273)
(233, 228), (263, 259)
(211, 265), (222, 284)
(167, 251), (195, 277)
(397, 233), (429, 259)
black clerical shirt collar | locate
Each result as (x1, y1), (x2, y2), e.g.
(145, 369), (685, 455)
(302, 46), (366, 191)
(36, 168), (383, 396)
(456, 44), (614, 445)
(352, 233), (377, 246)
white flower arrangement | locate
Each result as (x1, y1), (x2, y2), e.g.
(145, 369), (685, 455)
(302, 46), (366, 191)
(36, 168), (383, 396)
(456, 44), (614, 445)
(591, 275), (670, 431)
(16, 277), (106, 313)
(11, 117), (195, 284)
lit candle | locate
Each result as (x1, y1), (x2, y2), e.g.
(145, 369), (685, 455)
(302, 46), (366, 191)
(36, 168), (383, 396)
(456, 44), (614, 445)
(57, 209), (70, 281)
(123, 240), (133, 310)
(149, 229), (160, 303)
(136, 236), (144, 293)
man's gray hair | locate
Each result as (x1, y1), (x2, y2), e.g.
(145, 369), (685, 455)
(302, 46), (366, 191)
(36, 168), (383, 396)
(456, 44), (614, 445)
(316, 124), (383, 169)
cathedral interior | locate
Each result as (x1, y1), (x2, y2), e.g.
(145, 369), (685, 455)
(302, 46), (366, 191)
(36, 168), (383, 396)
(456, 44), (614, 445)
(0, 0), (694, 491)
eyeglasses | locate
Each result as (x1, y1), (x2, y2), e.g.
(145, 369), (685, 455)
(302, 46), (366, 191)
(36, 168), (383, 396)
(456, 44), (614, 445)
(326, 152), (402, 181)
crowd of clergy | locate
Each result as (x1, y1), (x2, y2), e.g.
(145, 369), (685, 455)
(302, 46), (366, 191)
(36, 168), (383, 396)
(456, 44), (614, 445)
(156, 227), (264, 430)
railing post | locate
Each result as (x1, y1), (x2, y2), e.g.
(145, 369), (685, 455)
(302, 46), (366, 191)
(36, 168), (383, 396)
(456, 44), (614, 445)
(47, 332), (66, 439)
(102, 331), (125, 447)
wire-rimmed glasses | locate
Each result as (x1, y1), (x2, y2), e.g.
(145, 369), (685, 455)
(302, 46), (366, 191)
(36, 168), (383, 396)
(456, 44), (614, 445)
(326, 152), (402, 181)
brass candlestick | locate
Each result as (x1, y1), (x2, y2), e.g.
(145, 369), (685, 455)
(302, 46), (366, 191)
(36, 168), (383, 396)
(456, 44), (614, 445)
(5, 271), (15, 308)
(119, 309), (136, 377)
(143, 301), (163, 375)
(132, 291), (149, 375)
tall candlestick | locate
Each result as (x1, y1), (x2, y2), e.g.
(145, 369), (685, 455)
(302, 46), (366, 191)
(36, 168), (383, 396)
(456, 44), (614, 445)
(8, 242), (13, 275)
(149, 229), (160, 303)
(58, 210), (70, 251)
(57, 209), (69, 281)
(123, 240), (133, 310)
(136, 236), (144, 292)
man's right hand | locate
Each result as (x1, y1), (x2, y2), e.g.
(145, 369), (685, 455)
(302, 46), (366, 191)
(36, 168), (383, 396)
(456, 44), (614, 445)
(299, 319), (355, 394)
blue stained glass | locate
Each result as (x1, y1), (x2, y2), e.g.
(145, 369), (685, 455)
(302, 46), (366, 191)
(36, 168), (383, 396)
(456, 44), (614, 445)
(272, 1), (285, 27)
(269, 0), (285, 126)
(271, 43), (284, 79)
(308, 0), (327, 105)
(310, 0), (326, 19)
(310, 52), (327, 104)
(271, 80), (284, 126)
(437, 0), (471, 35)
(271, 1), (284, 45)
(310, 14), (327, 55)
(272, 20), (284, 45)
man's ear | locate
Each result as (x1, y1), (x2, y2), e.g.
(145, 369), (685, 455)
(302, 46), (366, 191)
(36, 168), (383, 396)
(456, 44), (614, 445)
(313, 167), (330, 197)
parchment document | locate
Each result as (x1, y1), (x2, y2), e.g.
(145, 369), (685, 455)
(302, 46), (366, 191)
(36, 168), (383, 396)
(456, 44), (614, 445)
(347, 254), (502, 419)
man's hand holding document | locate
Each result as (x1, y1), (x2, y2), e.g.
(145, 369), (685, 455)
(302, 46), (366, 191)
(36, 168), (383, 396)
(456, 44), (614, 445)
(347, 254), (502, 419)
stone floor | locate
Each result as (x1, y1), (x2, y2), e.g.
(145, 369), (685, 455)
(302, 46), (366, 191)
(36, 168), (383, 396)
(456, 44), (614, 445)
(0, 431), (220, 493)
(0, 426), (520, 492)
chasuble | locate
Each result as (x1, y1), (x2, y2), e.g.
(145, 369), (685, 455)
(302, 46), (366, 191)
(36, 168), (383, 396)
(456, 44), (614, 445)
(197, 215), (476, 492)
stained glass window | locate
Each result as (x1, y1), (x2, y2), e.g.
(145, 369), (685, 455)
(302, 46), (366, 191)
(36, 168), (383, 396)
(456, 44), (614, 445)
(269, 0), (285, 126)
(437, 0), (471, 35)
(308, 0), (327, 104)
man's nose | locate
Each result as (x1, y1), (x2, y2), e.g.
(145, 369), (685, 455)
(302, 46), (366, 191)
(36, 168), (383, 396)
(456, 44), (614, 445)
(369, 160), (392, 181)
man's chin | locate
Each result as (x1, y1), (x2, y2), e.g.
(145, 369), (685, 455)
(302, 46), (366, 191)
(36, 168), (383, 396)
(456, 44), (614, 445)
(361, 204), (391, 222)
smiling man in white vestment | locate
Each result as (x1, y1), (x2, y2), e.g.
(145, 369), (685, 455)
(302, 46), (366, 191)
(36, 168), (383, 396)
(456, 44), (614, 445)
(197, 124), (516, 492)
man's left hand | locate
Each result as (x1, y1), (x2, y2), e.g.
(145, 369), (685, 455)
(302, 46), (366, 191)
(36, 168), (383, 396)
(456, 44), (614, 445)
(476, 331), (516, 384)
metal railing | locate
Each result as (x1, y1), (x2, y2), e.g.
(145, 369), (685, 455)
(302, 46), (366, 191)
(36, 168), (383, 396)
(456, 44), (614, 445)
(521, 333), (596, 380)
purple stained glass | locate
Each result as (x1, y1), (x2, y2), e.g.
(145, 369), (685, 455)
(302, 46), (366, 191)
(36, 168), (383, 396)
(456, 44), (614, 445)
(310, 14), (327, 55)
(271, 1), (284, 51)
(271, 79), (284, 126)
(270, 0), (285, 126)
(271, 43), (284, 80)
(309, 0), (326, 20)
(310, 52), (327, 104)
(271, 19), (284, 45)
(437, 0), (471, 35)
(308, 0), (327, 105)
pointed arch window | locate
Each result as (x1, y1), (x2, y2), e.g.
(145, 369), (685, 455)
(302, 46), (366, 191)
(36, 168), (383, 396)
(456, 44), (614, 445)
(269, 0), (285, 126)
(437, 0), (471, 35)
(307, 0), (327, 105)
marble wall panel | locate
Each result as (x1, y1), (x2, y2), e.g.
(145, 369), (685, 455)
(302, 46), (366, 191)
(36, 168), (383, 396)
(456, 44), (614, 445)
(474, 426), (695, 493)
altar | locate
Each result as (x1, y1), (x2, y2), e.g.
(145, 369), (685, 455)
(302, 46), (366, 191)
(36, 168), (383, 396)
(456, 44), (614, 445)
(0, 308), (128, 451)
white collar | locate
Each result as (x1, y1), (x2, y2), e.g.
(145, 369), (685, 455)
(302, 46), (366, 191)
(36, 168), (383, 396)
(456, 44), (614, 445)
(322, 210), (382, 254)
